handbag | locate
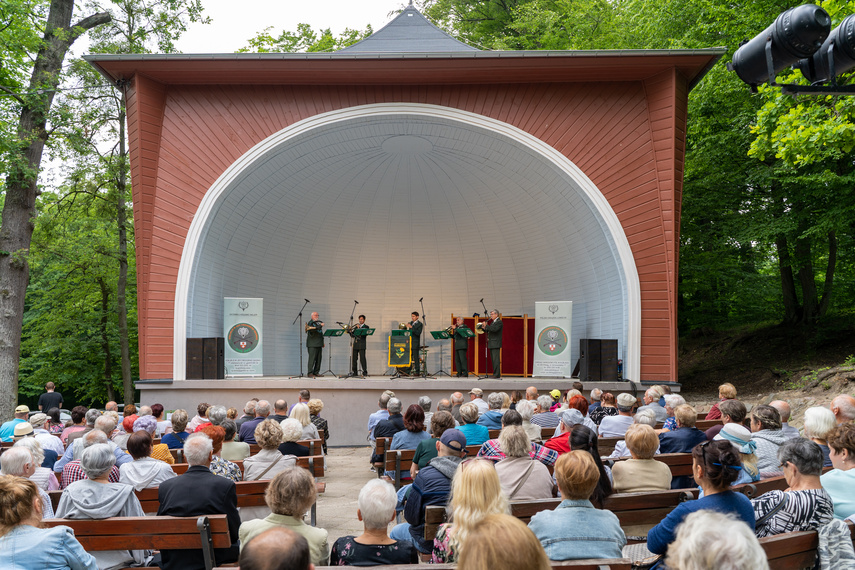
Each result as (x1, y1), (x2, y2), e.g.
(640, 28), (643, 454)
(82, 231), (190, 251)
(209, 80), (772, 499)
(622, 542), (664, 570)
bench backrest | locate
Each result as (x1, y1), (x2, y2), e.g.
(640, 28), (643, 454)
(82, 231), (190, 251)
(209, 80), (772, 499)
(610, 453), (695, 478)
(315, 560), (631, 570)
(488, 429), (501, 439)
(170, 454), (324, 477)
(384, 448), (416, 488)
(759, 520), (855, 570)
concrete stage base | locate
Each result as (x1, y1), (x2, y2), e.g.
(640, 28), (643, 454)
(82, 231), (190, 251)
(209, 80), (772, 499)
(138, 376), (638, 446)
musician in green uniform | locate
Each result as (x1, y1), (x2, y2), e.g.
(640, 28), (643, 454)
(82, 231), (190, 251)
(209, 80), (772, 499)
(452, 316), (469, 377)
(481, 310), (503, 378)
(350, 314), (368, 377)
(405, 311), (423, 375)
(306, 311), (324, 378)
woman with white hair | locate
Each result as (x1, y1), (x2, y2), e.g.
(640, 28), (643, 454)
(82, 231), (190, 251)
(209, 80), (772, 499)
(330, 479), (418, 565)
(494, 426), (555, 500)
(803, 406), (837, 467)
(12, 437), (60, 491)
(515, 400), (543, 443)
(279, 418), (310, 457)
(55, 444), (149, 568)
(665, 510), (769, 570)
(661, 394), (686, 432)
(291, 403), (320, 441)
(607, 409), (659, 459)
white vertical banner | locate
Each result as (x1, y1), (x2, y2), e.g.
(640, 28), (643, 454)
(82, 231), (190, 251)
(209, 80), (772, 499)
(533, 301), (573, 377)
(224, 298), (263, 377)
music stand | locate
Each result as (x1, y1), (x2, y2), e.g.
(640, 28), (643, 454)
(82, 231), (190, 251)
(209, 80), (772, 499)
(349, 327), (374, 378)
(319, 328), (345, 378)
(429, 329), (453, 377)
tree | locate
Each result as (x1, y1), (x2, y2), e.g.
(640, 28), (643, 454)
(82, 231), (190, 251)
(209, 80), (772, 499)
(238, 22), (371, 53)
(0, 0), (110, 420)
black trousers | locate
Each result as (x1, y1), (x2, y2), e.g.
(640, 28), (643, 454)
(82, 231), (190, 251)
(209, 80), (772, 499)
(455, 348), (468, 377)
(489, 347), (501, 378)
(307, 346), (322, 375)
(352, 348), (367, 375)
(410, 343), (420, 375)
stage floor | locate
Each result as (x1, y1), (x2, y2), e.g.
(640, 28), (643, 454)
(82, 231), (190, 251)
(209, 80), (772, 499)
(138, 376), (639, 446)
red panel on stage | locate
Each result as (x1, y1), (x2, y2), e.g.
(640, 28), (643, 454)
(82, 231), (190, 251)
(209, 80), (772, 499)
(527, 318), (535, 376)
(502, 317), (526, 376)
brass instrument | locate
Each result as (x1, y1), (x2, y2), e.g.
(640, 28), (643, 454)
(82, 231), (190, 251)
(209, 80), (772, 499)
(443, 325), (454, 335)
(398, 322), (408, 330)
(305, 322), (312, 332)
(475, 317), (495, 335)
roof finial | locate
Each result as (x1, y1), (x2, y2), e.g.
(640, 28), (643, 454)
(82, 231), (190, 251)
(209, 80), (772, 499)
(409, 0), (413, 5)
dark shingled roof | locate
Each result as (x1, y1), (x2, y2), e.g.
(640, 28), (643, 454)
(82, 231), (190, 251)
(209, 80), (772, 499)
(338, 4), (478, 53)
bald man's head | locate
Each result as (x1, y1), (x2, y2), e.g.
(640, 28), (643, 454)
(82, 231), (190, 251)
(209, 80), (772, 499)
(831, 395), (855, 424)
(769, 400), (792, 422)
(239, 527), (312, 570)
(526, 386), (538, 400)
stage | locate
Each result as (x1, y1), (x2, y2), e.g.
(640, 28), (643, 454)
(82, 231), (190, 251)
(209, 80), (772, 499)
(137, 376), (642, 446)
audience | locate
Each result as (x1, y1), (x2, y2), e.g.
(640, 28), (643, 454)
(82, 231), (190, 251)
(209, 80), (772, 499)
(495, 425), (555, 500)
(60, 406), (88, 445)
(705, 399), (746, 440)
(608, 409), (658, 458)
(120, 430), (177, 490)
(237, 400), (257, 429)
(221, 418), (251, 461)
(240, 527), (312, 570)
(432, 458), (510, 563)
(367, 390), (395, 443)
(598, 393), (636, 437)
(589, 391), (619, 425)
(372, 398), (405, 442)
(660, 394), (686, 432)
(187, 402), (211, 432)
(157, 433), (241, 569)
(411, 411), (456, 477)
(457, 402), (490, 446)
(589, 388), (603, 412)
(239, 466), (330, 565)
(659, 404), (707, 488)
(56, 444), (149, 568)
(0, 475), (97, 569)
(292, 403), (320, 441)
(637, 387), (668, 422)
(544, 408), (592, 454)
(514, 399), (543, 442)
(705, 382), (737, 420)
(477, 410), (558, 467)
(392, 428), (467, 554)
(803, 406), (837, 466)
(612, 424), (672, 492)
(132, 415), (175, 464)
(243, 420), (297, 521)
(770, 400), (800, 439)
(469, 388), (489, 414)
(528, 450), (626, 560)
(647, 440), (754, 558)
(161, 409), (190, 449)
(279, 418), (311, 457)
(390, 404), (429, 451)
(820, 422), (855, 519)
(28, 412), (64, 459)
(331, 479), (418, 565)
(239, 400), (272, 445)
(418, 395), (433, 434)
(712, 423), (759, 485)
(749, 404), (788, 477)
(530, 395), (560, 429)
(751, 438), (833, 538)
(665, 510), (769, 570)
(0, 447), (55, 517)
(45, 407), (65, 435)
(66, 408), (99, 447)
(450, 391), (464, 423)
(475, 392), (505, 429)
(270, 399), (289, 423)
(12, 437), (60, 490)
(0, 404), (30, 443)
(152, 403), (171, 436)
(830, 394), (855, 424)
(308, 398), (329, 454)
(59, 431), (122, 489)
(459, 513), (551, 570)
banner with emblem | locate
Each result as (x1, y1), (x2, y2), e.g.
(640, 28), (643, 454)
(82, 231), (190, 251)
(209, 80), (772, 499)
(533, 301), (573, 377)
(224, 298), (263, 377)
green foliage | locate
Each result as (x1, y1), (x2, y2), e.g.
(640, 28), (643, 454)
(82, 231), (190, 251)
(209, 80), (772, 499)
(237, 22), (372, 53)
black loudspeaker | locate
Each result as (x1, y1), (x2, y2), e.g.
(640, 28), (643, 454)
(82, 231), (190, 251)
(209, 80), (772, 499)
(186, 338), (204, 379)
(579, 339), (618, 382)
(203, 337), (225, 379)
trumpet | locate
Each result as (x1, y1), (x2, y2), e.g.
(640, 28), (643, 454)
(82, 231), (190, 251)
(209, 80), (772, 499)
(398, 322), (408, 330)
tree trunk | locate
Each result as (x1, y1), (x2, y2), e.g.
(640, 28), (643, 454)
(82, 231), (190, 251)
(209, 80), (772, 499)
(116, 104), (133, 407)
(775, 233), (800, 324)
(794, 231), (819, 323)
(0, 1), (110, 420)
(98, 277), (116, 402)
(817, 230), (837, 318)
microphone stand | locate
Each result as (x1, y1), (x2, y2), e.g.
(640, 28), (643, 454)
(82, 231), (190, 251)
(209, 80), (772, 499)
(418, 297), (432, 379)
(477, 298), (490, 380)
(289, 299), (310, 379)
(346, 300), (360, 378)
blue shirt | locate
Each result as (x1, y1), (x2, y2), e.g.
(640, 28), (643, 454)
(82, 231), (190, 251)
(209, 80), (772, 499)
(0, 418), (25, 442)
(0, 524), (98, 569)
(161, 430), (190, 449)
(528, 499), (626, 560)
(476, 410), (504, 430)
(647, 491), (755, 554)
(821, 468), (855, 520)
(391, 429), (430, 450)
(458, 423), (490, 447)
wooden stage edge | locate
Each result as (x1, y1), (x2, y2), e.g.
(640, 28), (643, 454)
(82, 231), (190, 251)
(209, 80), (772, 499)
(137, 377), (667, 446)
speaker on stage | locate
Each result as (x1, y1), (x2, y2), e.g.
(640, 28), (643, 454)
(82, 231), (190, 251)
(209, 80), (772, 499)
(186, 337), (225, 379)
(579, 339), (618, 382)
(186, 338), (204, 379)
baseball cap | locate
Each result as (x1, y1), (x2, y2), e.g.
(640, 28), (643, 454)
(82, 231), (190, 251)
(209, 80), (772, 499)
(550, 389), (561, 399)
(616, 393), (637, 407)
(440, 428), (467, 452)
(28, 413), (48, 428)
(15, 405), (29, 414)
(469, 388), (483, 397)
(13, 422), (34, 439)
(559, 408), (585, 428)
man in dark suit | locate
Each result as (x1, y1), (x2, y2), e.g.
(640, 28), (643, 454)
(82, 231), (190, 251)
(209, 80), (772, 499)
(406, 311), (423, 375)
(452, 316), (469, 377)
(350, 314), (368, 377)
(306, 311), (324, 378)
(483, 310), (503, 378)
(157, 433), (241, 570)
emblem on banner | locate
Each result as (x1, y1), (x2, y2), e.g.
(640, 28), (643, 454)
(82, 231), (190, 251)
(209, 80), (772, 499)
(238, 301), (249, 311)
(548, 304), (559, 314)
(228, 323), (259, 353)
(537, 326), (567, 356)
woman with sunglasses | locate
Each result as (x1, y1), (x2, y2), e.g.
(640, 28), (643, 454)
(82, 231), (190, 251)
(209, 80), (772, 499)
(646, 440), (755, 560)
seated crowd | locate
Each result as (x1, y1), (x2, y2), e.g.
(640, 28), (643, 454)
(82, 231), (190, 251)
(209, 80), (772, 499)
(0, 382), (854, 569)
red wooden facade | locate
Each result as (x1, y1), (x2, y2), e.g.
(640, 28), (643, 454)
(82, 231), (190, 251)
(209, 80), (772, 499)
(87, 49), (722, 383)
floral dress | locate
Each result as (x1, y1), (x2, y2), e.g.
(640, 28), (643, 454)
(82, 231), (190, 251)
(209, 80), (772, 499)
(330, 535), (418, 566)
(209, 455), (242, 482)
(431, 524), (457, 563)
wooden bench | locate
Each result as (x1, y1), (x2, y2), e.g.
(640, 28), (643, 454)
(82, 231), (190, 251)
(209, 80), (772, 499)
(610, 453), (695, 479)
(169, 448), (183, 462)
(488, 428), (501, 439)
(170, 454), (324, 478)
(373, 436), (391, 476)
(314, 561), (631, 570)
(759, 520), (855, 570)
(43, 515), (231, 570)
